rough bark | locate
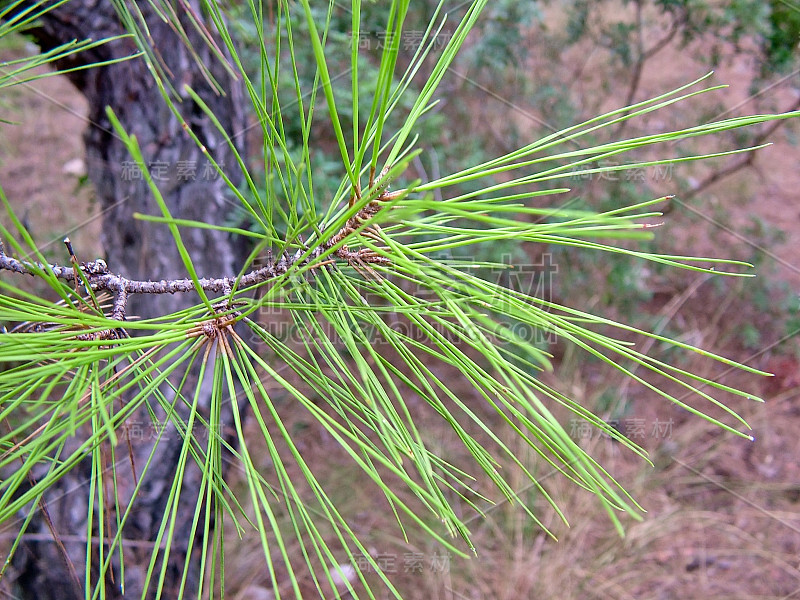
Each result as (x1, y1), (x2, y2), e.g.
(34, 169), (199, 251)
(8, 2), (248, 598)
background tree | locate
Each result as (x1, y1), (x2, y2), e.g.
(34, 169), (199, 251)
(5, 1), (247, 597)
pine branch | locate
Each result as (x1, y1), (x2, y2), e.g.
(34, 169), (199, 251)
(0, 192), (397, 321)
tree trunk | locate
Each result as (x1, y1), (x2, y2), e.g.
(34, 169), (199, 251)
(10, 2), (248, 598)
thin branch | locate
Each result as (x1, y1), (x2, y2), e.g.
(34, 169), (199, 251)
(0, 188), (399, 321)
(683, 94), (800, 201)
(615, 4), (682, 137)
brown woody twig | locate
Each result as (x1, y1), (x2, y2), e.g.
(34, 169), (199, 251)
(0, 181), (400, 325)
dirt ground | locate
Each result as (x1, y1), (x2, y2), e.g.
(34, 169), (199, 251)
(0, 38), (100, 268)
(2, 18), (800, 600)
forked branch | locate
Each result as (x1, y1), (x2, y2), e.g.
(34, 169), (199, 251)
(0, 182), (400, 321)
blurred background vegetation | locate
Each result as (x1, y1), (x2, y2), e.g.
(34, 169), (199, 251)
(2, 1), (800, 598)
